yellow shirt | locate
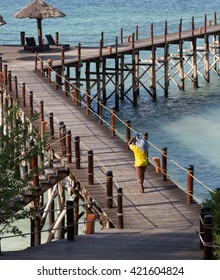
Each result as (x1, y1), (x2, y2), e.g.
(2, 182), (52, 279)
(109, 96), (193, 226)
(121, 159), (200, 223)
(129, 144), (148, 167)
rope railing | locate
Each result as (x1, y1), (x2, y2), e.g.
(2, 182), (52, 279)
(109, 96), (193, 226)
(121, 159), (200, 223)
(1, 56), (216, 205)
(33, 54), (215, 203)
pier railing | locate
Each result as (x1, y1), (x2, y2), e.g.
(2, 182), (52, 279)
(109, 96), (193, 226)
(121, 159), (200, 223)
(32, 54), (215, 203)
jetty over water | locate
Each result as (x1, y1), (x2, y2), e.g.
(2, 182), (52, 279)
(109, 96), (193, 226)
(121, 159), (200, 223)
(0, 14), (218, 259)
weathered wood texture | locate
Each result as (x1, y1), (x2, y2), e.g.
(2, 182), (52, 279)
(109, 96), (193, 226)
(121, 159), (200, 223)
(0, 44), (203, 259)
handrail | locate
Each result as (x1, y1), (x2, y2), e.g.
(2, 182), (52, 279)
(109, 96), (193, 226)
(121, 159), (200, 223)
(34, 54), (215, 203)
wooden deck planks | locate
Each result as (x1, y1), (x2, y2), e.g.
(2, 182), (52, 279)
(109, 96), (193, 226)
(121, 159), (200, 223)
(0, 41), (204, 259)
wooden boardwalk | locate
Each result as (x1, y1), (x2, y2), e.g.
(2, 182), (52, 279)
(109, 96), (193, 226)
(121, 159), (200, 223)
(0, 42), (203, 259)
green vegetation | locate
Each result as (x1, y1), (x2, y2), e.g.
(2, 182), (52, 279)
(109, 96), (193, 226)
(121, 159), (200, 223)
(0, 104), (45, 237)
(202, 189), (220, 259)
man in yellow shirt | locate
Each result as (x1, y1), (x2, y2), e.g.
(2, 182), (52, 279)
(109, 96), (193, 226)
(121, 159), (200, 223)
(128, 133), (149, 193)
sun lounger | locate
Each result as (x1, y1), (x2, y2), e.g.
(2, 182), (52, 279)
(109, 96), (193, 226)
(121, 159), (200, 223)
(45, 34), (70, 50)
(24, 37), (49, 52)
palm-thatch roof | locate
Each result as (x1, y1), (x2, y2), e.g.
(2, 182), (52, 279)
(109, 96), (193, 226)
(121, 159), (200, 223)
(15, 0), (65, 45)
(0, 15), (6, 26)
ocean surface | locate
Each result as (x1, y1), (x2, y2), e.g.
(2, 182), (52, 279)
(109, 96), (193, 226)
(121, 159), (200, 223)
(1, 0), (220, 250)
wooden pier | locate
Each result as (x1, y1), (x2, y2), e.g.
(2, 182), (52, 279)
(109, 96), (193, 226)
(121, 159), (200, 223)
(33, 13), (220, 112)
(1, 14), (218, 259)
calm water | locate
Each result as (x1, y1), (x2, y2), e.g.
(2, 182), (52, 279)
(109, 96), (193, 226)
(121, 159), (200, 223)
(1, 0), (220, 250)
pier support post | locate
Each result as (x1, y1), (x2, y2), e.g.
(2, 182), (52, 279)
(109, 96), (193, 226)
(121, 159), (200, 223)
(150, 47), (156, 100)
(204, 34), (210, 82)
(192, 37), (198, 87)
(106, 171), (113, 208)
(85, 62), (91, 114)
(102, 58), (107, 104)
(115, 55), (120, 111)
(164, 43), (169, 97)
(66, 200), (75, 241)
(187, 165), (194, 205)
(132, 53), (138, 106)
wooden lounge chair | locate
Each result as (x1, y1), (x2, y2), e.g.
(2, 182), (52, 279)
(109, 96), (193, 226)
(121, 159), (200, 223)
(45, 34), (70, 50)
(24, 37), (49, 52)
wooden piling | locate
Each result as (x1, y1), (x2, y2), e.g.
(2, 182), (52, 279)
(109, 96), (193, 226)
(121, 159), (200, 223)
(85, 62), (91, 114)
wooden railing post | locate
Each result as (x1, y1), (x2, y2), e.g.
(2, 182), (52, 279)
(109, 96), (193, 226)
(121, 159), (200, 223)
(61, 48), (65, 66)
(200, 206), (210, 249)
(161, 147), (167, 181)
(59, 122), (66, 156)
(88, 150), (94, 185)
(35, 53), (38, 71)
(14, 76), (18, 99)
(49, 112), (54, 139)
(111, 109), (115, 136)
(22, 82), (26, 107)
(66, 130), (72, 163)
(74, 136), (80, 169)
(187, 165), (194, 205)
(117, 188), (124, 229)
(47, 59), (52, 82)
(151, 23), (154, 45)
(106, 171), (113, 208)
(40, 57), (44, 77)
(126, 120), (131, 145)
(78, 43), (81, 61)
(8, 71), (12, 92)
(203, 215), (213, 259)
(164, 20), (168, 42)
(39, 100), (44, 122)
(66, 200), (74, 241)
(20, 31), (25, 46)
(29, 91), (33, 119)
(3, 64), (7, 85)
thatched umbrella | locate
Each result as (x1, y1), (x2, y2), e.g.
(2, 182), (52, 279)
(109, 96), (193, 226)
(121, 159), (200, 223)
(0, 15), (6, 26)
(15, 0), (65, 45)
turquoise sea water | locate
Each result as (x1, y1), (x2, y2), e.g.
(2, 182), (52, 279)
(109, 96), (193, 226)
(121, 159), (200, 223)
(1, 0), (220, 250)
